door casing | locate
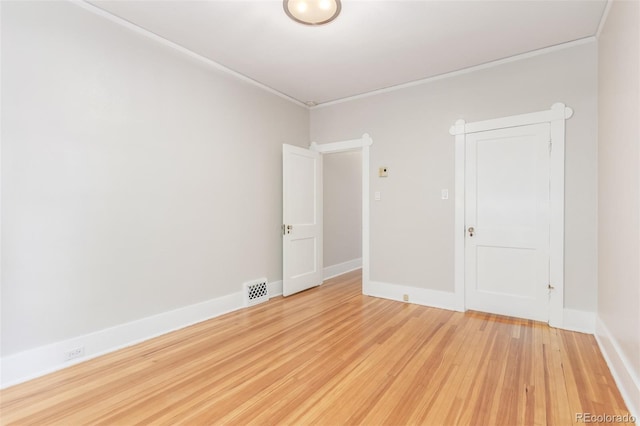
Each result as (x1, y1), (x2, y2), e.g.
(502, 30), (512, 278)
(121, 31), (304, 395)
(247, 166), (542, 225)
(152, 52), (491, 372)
(450, 103), (573, 327)
(309, 134), (373, 291)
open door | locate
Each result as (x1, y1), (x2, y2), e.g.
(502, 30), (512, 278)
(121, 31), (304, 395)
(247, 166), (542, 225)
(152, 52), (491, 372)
(282, 144), (323, 296)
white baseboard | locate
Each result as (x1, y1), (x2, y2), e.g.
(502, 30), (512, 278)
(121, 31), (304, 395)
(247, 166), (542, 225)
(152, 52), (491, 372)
(268, 280), (283, 298)
(562, 308), (596, 334)
(0, 290), (245, 389)
(364, 280), (464, 312)
(267, 259), (361, 299)
(595, 317), (640, 418)
(323, 258), (362, 280)
(363, 281), (597, 334)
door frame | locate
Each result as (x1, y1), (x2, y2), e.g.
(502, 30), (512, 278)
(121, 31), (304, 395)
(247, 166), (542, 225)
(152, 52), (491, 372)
(310, 133), (373, 289)
(449, 103), (573, 327)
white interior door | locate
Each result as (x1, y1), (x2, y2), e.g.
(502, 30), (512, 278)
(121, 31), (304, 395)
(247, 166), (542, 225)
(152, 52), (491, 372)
(283, 144), (323, 297)
(465, 123), (551, 322)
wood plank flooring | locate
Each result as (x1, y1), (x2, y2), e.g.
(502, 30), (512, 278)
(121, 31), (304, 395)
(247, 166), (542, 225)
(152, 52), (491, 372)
(0, 270), (632, 425)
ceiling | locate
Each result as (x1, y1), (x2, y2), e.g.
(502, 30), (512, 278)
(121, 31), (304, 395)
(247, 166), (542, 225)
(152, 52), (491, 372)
(89, 0), (607, 106)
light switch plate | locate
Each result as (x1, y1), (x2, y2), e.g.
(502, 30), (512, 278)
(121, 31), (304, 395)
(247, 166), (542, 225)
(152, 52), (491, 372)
(441, 189), (449, 200)
(374, 191), (381, 201)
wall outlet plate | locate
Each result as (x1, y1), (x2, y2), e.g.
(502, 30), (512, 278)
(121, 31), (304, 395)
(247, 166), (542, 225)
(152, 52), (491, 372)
(64, 346), (85, 361)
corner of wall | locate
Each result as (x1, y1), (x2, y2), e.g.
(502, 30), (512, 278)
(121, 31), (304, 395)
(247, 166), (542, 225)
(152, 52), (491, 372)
(595, 316), (640, 419)
(323, 259), (362, 281)
(561, 308), (596, 334)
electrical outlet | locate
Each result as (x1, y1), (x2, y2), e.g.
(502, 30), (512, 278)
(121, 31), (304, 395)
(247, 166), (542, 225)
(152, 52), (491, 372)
(64, 346), (85, 361)
(403, 294), (409, 302)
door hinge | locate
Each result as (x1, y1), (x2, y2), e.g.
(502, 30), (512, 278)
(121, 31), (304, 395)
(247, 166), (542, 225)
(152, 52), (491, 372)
(548, 141), (552, 153)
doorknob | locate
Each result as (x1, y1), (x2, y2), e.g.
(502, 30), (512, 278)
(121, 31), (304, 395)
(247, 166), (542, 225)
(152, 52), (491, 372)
(468, 226), (475, 237)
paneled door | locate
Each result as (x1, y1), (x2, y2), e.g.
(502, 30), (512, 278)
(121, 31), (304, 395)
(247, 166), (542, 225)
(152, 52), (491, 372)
(282, 144), (323, 296)
(465, 123), (551, 321)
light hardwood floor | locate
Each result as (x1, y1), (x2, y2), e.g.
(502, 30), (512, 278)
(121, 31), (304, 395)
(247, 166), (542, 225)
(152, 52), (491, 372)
(0, 270), (632, 425)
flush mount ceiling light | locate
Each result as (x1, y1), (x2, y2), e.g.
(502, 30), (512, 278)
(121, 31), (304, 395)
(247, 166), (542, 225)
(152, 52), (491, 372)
(283, 0), (341, 26)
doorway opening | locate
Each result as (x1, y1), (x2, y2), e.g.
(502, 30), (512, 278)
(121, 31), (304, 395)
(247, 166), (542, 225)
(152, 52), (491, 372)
(322, 150), (362, 280)
(282, 134), (372, 297)
(310, 134), (373, 292)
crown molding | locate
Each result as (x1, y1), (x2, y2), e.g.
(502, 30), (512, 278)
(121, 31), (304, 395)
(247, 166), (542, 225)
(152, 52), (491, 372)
(71, 0), (308, 109)
(596, 0), (613, 39)
(313, 37), (596, 109)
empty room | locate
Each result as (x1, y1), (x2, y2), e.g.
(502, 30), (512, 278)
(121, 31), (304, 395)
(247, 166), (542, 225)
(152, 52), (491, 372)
(1, 0), (638, 424)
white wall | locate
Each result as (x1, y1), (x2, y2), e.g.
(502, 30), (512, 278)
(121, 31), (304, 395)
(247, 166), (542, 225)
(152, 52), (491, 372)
(1, 1), (308, 358)
(323, 151), (362, 269)
(310, 42), (598, 312)
(596, 0), (640, 415)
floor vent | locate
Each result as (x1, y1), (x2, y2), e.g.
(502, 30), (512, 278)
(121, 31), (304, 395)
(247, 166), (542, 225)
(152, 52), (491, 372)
(244, 278), (269, 307)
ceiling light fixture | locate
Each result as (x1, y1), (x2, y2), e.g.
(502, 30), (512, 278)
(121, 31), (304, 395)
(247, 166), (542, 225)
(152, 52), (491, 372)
(283, 0), (341, 26)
